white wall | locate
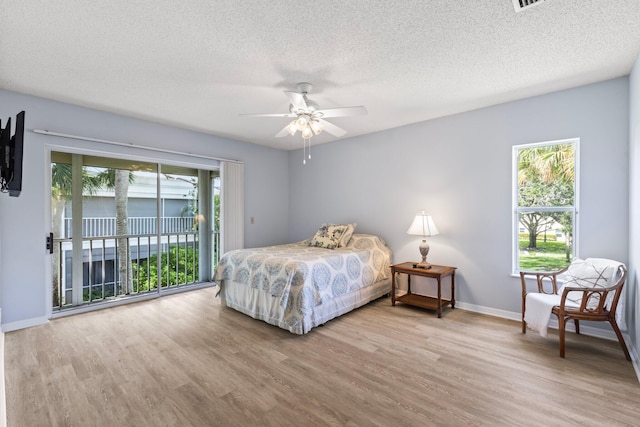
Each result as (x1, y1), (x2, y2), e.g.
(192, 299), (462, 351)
(629, 54), (640, 364)
(0, 89), (290, 329)
(289, 78), (630, 318)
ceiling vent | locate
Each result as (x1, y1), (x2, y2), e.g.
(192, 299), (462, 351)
(512, 0), (547, 13)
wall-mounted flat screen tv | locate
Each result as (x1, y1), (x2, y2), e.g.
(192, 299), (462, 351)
(0, 111), (25, 197)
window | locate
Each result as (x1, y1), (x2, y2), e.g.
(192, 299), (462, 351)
(512, 139), (579, 273)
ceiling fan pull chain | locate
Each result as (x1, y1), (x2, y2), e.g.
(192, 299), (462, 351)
(303, 138), (307, 164)
(303, 137), (312, 164)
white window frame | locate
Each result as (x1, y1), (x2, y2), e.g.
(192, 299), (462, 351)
(512, 138), (580, 274)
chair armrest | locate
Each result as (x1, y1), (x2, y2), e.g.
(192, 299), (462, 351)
(519, 267), (568, 295)
(558, 286), (609, 312)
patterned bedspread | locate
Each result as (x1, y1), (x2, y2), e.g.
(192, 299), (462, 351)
(213, 234), (392, 327)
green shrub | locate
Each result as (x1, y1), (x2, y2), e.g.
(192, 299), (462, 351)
(133, 245), (199, 291)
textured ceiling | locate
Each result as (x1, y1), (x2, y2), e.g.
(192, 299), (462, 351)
(1, 1), (640, 150)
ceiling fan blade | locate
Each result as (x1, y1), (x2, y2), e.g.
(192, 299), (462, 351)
(275, 125), (291, 137)
(317, 118), (347, 137)
(285, 91), (307, 111)
(240, 113), (296, 118)
(317, 106), (368, 118)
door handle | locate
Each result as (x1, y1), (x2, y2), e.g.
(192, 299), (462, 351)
(46, 232), (54, 254)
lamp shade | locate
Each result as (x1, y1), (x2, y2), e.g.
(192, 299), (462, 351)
(301, 126), (313, 139)
(286, 120), (298, 136)
(406, 211), (439, 237)
(309, 119), (323, 135)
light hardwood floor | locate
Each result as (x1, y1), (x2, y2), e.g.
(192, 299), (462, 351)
(5, 286), (640, 426)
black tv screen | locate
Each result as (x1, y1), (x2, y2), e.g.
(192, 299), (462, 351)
(0, 111), (25, 197)
(0, 117), (11, 189)
(8, 111), (24, 197)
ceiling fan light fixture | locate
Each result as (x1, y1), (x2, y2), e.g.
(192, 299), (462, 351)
(286, 120), (298, 136)
(301, 126), (313, 139)
(295, 116), (308, 131)
(241, 82), (367, 150)
(310, 120), (323, 135)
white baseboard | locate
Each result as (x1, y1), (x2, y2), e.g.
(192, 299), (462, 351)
(1, 316), (49, 333)
(455, 301), (522, 322)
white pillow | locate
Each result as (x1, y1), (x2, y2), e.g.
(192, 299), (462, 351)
(558, 259), (613, 308)
(338, 223), (357, 247)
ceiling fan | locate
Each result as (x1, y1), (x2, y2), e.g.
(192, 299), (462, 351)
(241, 82), (367, 141)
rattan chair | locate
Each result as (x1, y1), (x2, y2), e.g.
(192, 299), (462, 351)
(520, 259), (630, 361)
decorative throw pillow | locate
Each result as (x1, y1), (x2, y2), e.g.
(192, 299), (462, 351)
(309, 224), (348, 249)
(338, 223), (357, 247)
(558, 259), (613, 308)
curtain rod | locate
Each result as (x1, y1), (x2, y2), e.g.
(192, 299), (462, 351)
(33, 129), (243, 164)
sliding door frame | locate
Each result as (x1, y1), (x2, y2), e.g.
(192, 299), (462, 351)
(45, 143), (223, 319)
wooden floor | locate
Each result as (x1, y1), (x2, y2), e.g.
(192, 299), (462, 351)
(5, 287), (640, 426)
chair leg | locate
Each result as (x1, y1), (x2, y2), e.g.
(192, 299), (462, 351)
(558, 316), (566, 358)
(609, 319), (631, 361)
(522, 299), (527, 334)
(574, 319), (580, 335)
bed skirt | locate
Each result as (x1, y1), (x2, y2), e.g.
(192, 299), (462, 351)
(219, 277), (391, 334)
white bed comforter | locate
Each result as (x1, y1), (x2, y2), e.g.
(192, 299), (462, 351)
(213, 234), (391, 329)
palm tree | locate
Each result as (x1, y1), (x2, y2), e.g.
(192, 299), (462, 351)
(115, 169), (132, 295)
(518, 143), (575, 185)
(94, 168), (134, 295)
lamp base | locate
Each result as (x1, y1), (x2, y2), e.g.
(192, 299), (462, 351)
(415, 239), (432, 269)
(413, 261), (432, 269)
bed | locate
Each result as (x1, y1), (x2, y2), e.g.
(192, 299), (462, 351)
(213, 226), (392, 334)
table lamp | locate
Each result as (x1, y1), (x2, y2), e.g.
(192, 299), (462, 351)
(406, 211), (439, 269)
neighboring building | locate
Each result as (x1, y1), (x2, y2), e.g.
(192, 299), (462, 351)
(54, 168), (218, 308)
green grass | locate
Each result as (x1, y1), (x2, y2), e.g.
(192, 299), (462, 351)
(519, 239), (572, 271)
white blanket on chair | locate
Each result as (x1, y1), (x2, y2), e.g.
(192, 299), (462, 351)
(524, 293), (561, 337)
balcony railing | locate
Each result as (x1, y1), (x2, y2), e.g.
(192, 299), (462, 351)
(52, 229), (220, 309)
(63, 216), (198, 238)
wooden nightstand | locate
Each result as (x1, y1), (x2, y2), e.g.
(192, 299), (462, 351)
(391, 262), (457, 318)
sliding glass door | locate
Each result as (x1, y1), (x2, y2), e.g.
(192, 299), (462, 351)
(51, 151), (219, 309)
